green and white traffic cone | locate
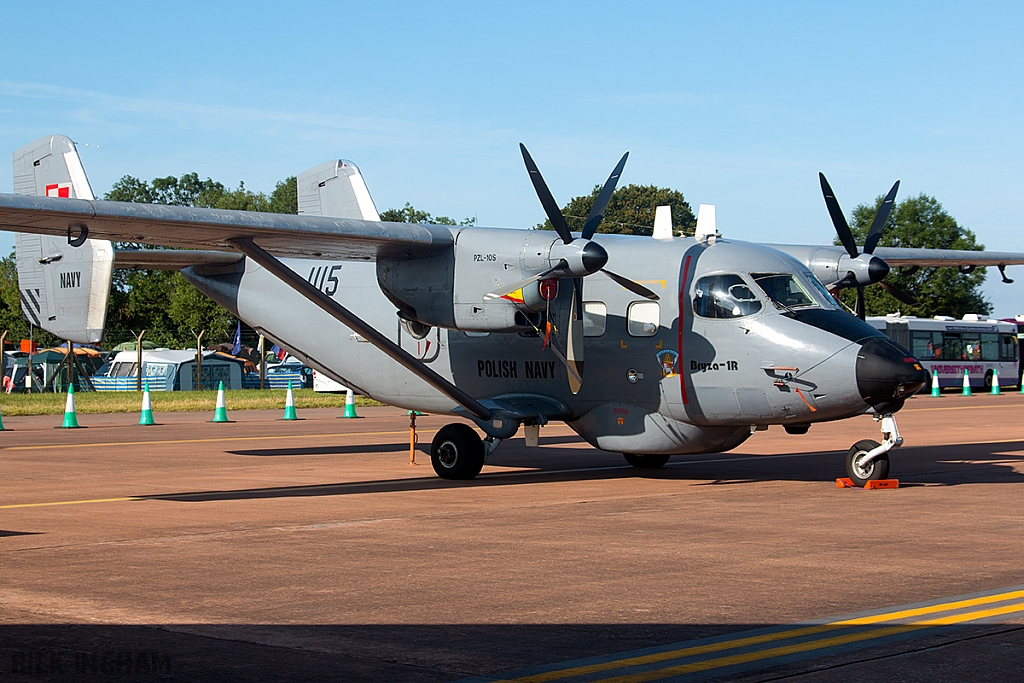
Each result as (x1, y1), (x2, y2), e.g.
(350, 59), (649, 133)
(282, 380), (298, 420)
(139, 381), (156, 425)
(213, 381), (229, 422)
(342, 387), (358, 418)
(961, 369), (972, 396)
(930, 370), (941, 397)
(991, 368), (1001, 395)
(61, 383), (80, 428)
(0, 405), (7, 431)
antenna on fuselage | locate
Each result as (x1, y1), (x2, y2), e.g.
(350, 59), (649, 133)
(695, 204), (720, 244)
(652, 205), (673, 240)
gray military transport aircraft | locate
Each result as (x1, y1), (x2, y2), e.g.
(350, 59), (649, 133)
(2, 135), (1023, 486)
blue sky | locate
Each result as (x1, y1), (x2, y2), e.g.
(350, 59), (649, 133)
(2, 1), (1022, 314)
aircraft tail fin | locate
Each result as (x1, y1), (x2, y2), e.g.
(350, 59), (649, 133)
(297, 160), (380, 220)
(12, 135), (114, 343)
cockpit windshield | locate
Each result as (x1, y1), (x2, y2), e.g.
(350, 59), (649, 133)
(693, 274), (763, 319)
(751, 273), (819, 310)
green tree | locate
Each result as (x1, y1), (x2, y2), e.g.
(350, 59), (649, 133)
(102, 173), (297, 346)
(534, 184), (696, 237)
(838, 194), (990, 318)
(379, 203), (475, 226)
(0, 251), (62, 348)
(269, 177), (298, 214)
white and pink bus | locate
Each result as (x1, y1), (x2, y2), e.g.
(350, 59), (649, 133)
(867, 314), (1019, 391)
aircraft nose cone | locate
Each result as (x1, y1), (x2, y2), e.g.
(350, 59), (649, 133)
(868, 256), (890, 284)
(581, 240), (608, 274)
(856, 338), (930, 409)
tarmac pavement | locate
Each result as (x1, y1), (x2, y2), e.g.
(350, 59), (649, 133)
(1, 393), (1023, 681)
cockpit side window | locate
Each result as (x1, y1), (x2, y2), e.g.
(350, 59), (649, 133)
(692, 274), (763, 319)
(751, 273), (817, 310)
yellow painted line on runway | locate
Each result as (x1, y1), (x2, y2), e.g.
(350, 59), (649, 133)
(0, 429), (413, 452)
(593, 602), (1024, 683)
(0, 496), (140, 509)
(494, 588), (1024, 683)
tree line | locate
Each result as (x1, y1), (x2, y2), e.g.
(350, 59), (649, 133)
(0, 172), (991, 351)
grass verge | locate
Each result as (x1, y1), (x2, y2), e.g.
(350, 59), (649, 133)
(0, 389), (385, 416)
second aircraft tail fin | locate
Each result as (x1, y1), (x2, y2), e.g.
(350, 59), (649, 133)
(13, 134), (114, 343)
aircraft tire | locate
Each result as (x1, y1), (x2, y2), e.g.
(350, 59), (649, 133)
(845, 439), (889, 486)
(431, 423), (485, 480)
(623, 453), (671, 469)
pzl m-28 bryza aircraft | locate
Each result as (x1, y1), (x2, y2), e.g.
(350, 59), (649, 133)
(3, 135), (1023, 486)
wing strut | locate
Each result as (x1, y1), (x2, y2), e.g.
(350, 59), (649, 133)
(227, 237), (493, 422)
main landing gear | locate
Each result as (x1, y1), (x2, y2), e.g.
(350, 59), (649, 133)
(429, 424), (503, 480)
(846, 412), (902, 487)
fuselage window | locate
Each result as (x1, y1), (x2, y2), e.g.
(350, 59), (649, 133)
(627, 301), (660, 336)
(751, 273), (817, 310)
(692, 274), (763, 319)
(1000, 333), (1019, 361)
(583, 302), (607, 337)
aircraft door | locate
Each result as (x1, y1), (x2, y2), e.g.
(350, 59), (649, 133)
(664, 263), (770, 424)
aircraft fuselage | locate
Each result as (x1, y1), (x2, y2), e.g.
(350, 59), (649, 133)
(184, 229), (928, 456)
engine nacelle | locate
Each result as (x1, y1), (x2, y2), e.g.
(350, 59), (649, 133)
(376, 227), (563, 333)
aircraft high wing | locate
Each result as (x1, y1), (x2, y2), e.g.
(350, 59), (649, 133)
(0, 192), (453, 259)
(3, 134), (1023, 487)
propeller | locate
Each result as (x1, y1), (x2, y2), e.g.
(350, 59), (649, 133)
(819, 173), (918, 319)
(512, 144), (659, 393)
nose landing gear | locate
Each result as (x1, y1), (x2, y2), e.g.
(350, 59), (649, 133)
(846, 412), (902, 487)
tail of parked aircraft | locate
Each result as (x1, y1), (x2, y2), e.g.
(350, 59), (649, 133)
(12, 135), (114, 343)
(10, 137), (381, 343)
(297, 160), (380, 220)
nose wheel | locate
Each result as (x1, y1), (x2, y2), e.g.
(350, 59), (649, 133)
(845, 412), (902, 487)
(846, 439), (890, 486)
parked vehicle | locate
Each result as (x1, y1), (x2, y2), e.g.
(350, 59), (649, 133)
(867, 314), (1019, 391)
(92, 349), (248, 391)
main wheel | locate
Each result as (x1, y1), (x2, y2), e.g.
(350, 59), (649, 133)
(431, 423), (485, 480)
(623, 453), (671, 469)
(845, 439), (890, 487)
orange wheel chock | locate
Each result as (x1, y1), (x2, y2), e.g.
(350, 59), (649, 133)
(836, 477), (900, 489)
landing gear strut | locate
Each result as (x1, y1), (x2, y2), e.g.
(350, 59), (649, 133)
(430, 424), (485, 480)
(845, 412), (901, 486)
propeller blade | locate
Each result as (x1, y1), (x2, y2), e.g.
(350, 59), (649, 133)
(566, 279), (584, 394)
(520, 143), (573, 245)
(547, 342), (581, 386)
(601, 269), (660, 300)
(581, 152), (629, 240)
(855, 286), (865, 320)
(483, 261), (566, 300)
(863, 180), (900, 254)
(819, 173), (859, 259)
(879, 280), (919, 306)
